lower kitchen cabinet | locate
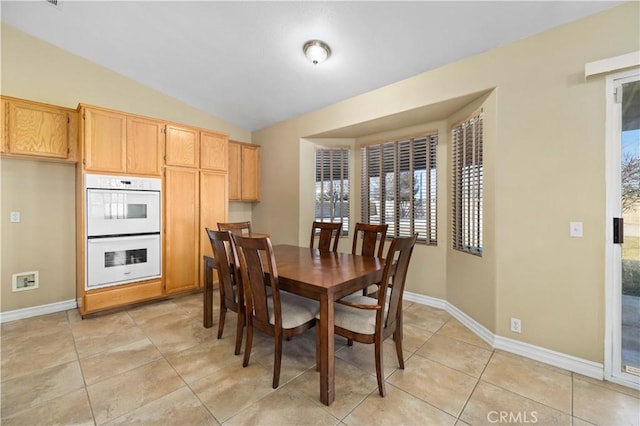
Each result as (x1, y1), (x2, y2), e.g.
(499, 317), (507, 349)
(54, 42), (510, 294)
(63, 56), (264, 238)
(164, 167), (200, 294)
(82, 280), (164, 315)
(199, 170), (228, 285)
(164, 168), (228, 293)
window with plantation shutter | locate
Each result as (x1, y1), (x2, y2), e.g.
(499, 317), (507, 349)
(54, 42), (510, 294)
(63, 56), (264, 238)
(451, 112), (483, 255)
(315, 147), (349, 234)
(361, 134), (437, 244)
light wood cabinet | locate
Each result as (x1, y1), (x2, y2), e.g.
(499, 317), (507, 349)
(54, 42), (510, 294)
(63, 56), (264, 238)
(199, 171), (228, 284)
(163, 131), (229, 290)
(126, 116), (164, 175)
(164, 167), (200, 294)
(241, 144), (260, 201)
(228, 141), (242, 200)
(71, 103), (229, 313)
(200, 131), (228, 171)
(82, 280), (163, 315)
(163, 126), (228, 291)
(165, 124), (199, 168)
(80, 105), (163, 176)
(82, 107), (126, 173)
(164, 169), (228, 293)
(228, 140), (260, 202)
(1, 96), (78, 161)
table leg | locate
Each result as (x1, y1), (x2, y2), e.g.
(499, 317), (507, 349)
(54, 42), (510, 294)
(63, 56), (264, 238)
(319, 293), (335, 406)
(203, 257), (214, 328)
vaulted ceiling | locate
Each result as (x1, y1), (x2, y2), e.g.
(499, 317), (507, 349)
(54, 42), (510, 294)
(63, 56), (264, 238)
(1, 1), (622, 131)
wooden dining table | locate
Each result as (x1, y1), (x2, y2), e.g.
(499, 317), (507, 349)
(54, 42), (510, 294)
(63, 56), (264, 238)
(202, 244), (384, 406)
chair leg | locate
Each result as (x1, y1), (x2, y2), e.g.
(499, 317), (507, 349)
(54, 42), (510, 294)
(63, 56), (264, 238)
(243, 322), (253, 368)
(217, 306), (226, 339)
(374, 339), (386, 397)
(394, 328), (404, 369)
(315, 323), (320, 372)
(273, 333), (283, 388)
(347, 339), (353, 346)
(234, 311), (244, 355)
(394, 314), (404, 369)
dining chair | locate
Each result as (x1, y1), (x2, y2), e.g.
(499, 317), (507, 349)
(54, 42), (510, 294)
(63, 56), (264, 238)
(217, 221), (253, 237)
(206, 228), (245, 355)
(309, 221), (342, 252)
(351, 223), (388, 296)
(321, 233), (417, 397)
(233, 234), (320, 389)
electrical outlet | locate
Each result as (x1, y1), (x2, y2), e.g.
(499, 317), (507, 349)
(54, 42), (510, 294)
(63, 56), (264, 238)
(510, 318), (522, 333)
(10, 211), (21, 223)
(569, 221), (583, 237)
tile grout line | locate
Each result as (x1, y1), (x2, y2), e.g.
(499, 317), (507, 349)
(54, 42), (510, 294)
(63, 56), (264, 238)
(68, 309), (98, 426)
(456, 348), (496, 423)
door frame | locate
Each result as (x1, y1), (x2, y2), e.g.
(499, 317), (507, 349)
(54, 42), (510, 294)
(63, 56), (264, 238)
(604, 67), (640, 389)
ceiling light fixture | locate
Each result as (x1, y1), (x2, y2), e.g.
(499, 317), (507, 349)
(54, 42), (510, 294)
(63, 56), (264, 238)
(303, 40), (331, 65)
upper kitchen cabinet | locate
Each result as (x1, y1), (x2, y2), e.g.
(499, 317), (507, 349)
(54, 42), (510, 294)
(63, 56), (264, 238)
(228, 140), (261, 202)
(165, 124), (199, 168)
(79, 104), (163, 176)
(166, 125), (228, 171)
(126, 116), (164, 176)
(200, 130), (228, 171)
(81, 106), (126, 173)
(1, 96), (78, 162)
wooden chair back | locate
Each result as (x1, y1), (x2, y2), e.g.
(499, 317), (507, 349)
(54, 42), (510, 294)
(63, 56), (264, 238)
(329, 233), (417, 397)
(218, 221), (253, 237)
(377, 234), (418, 335)
(309, 221), (342, 252)
(234, 234), (319, 389)
(234, 235), (280, 333)
(206, 228), (244, 354)
(351, 223), (388, 258)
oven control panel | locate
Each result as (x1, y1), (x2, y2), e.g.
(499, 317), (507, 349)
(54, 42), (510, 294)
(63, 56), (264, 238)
(85, 174), (161, 191)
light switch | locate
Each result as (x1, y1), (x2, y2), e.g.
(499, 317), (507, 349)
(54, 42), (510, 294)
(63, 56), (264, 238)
(10, 211), (21, 223)
(569, 221), (583, 237)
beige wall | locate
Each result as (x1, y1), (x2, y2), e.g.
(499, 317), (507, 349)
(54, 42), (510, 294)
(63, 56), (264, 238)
(252, 2), (640, 363)
(1, 158), (76, 310)
(0, 24), (252, 312)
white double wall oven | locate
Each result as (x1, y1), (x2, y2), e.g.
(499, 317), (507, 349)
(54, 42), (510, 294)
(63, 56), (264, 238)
(85, 174), (162, 290)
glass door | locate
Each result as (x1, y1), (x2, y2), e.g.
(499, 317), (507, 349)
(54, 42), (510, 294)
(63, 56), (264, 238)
(608, 71), (640, 386)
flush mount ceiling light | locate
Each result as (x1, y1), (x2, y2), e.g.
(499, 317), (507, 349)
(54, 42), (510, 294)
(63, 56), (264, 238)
(303, 40), (331, 65)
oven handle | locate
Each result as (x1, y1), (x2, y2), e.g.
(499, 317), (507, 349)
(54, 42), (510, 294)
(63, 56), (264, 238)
(87, 234), (160, 243)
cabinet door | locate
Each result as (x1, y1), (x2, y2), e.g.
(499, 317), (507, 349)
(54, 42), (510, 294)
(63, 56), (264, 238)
(199, 171), (228, 285)
(200, 131), (228, 171)
(84, 107), (127, 173)
(165, 167), (200, 294)
(6, 99), (72, 159)
(228, 141), (242, 200)
(241, 145), (261, 201)
(165, 124), (199, 168)
(126, 116), (163, 176)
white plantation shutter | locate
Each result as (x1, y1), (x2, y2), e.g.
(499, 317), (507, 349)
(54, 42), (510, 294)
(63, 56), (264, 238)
(452, 112), (483, 255)
(361, 133), (437, 244)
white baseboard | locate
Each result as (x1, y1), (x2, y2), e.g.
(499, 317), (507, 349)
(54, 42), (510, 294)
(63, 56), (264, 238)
(0, 299), (77, 323)
(493, 335), (604, 380)
(404, 291), (604, 380)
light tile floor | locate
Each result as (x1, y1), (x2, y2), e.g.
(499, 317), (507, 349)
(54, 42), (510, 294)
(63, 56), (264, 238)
(1, 292), (639, 425)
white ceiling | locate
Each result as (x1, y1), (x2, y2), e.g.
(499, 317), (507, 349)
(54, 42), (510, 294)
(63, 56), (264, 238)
(1, 1), (622, 132)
